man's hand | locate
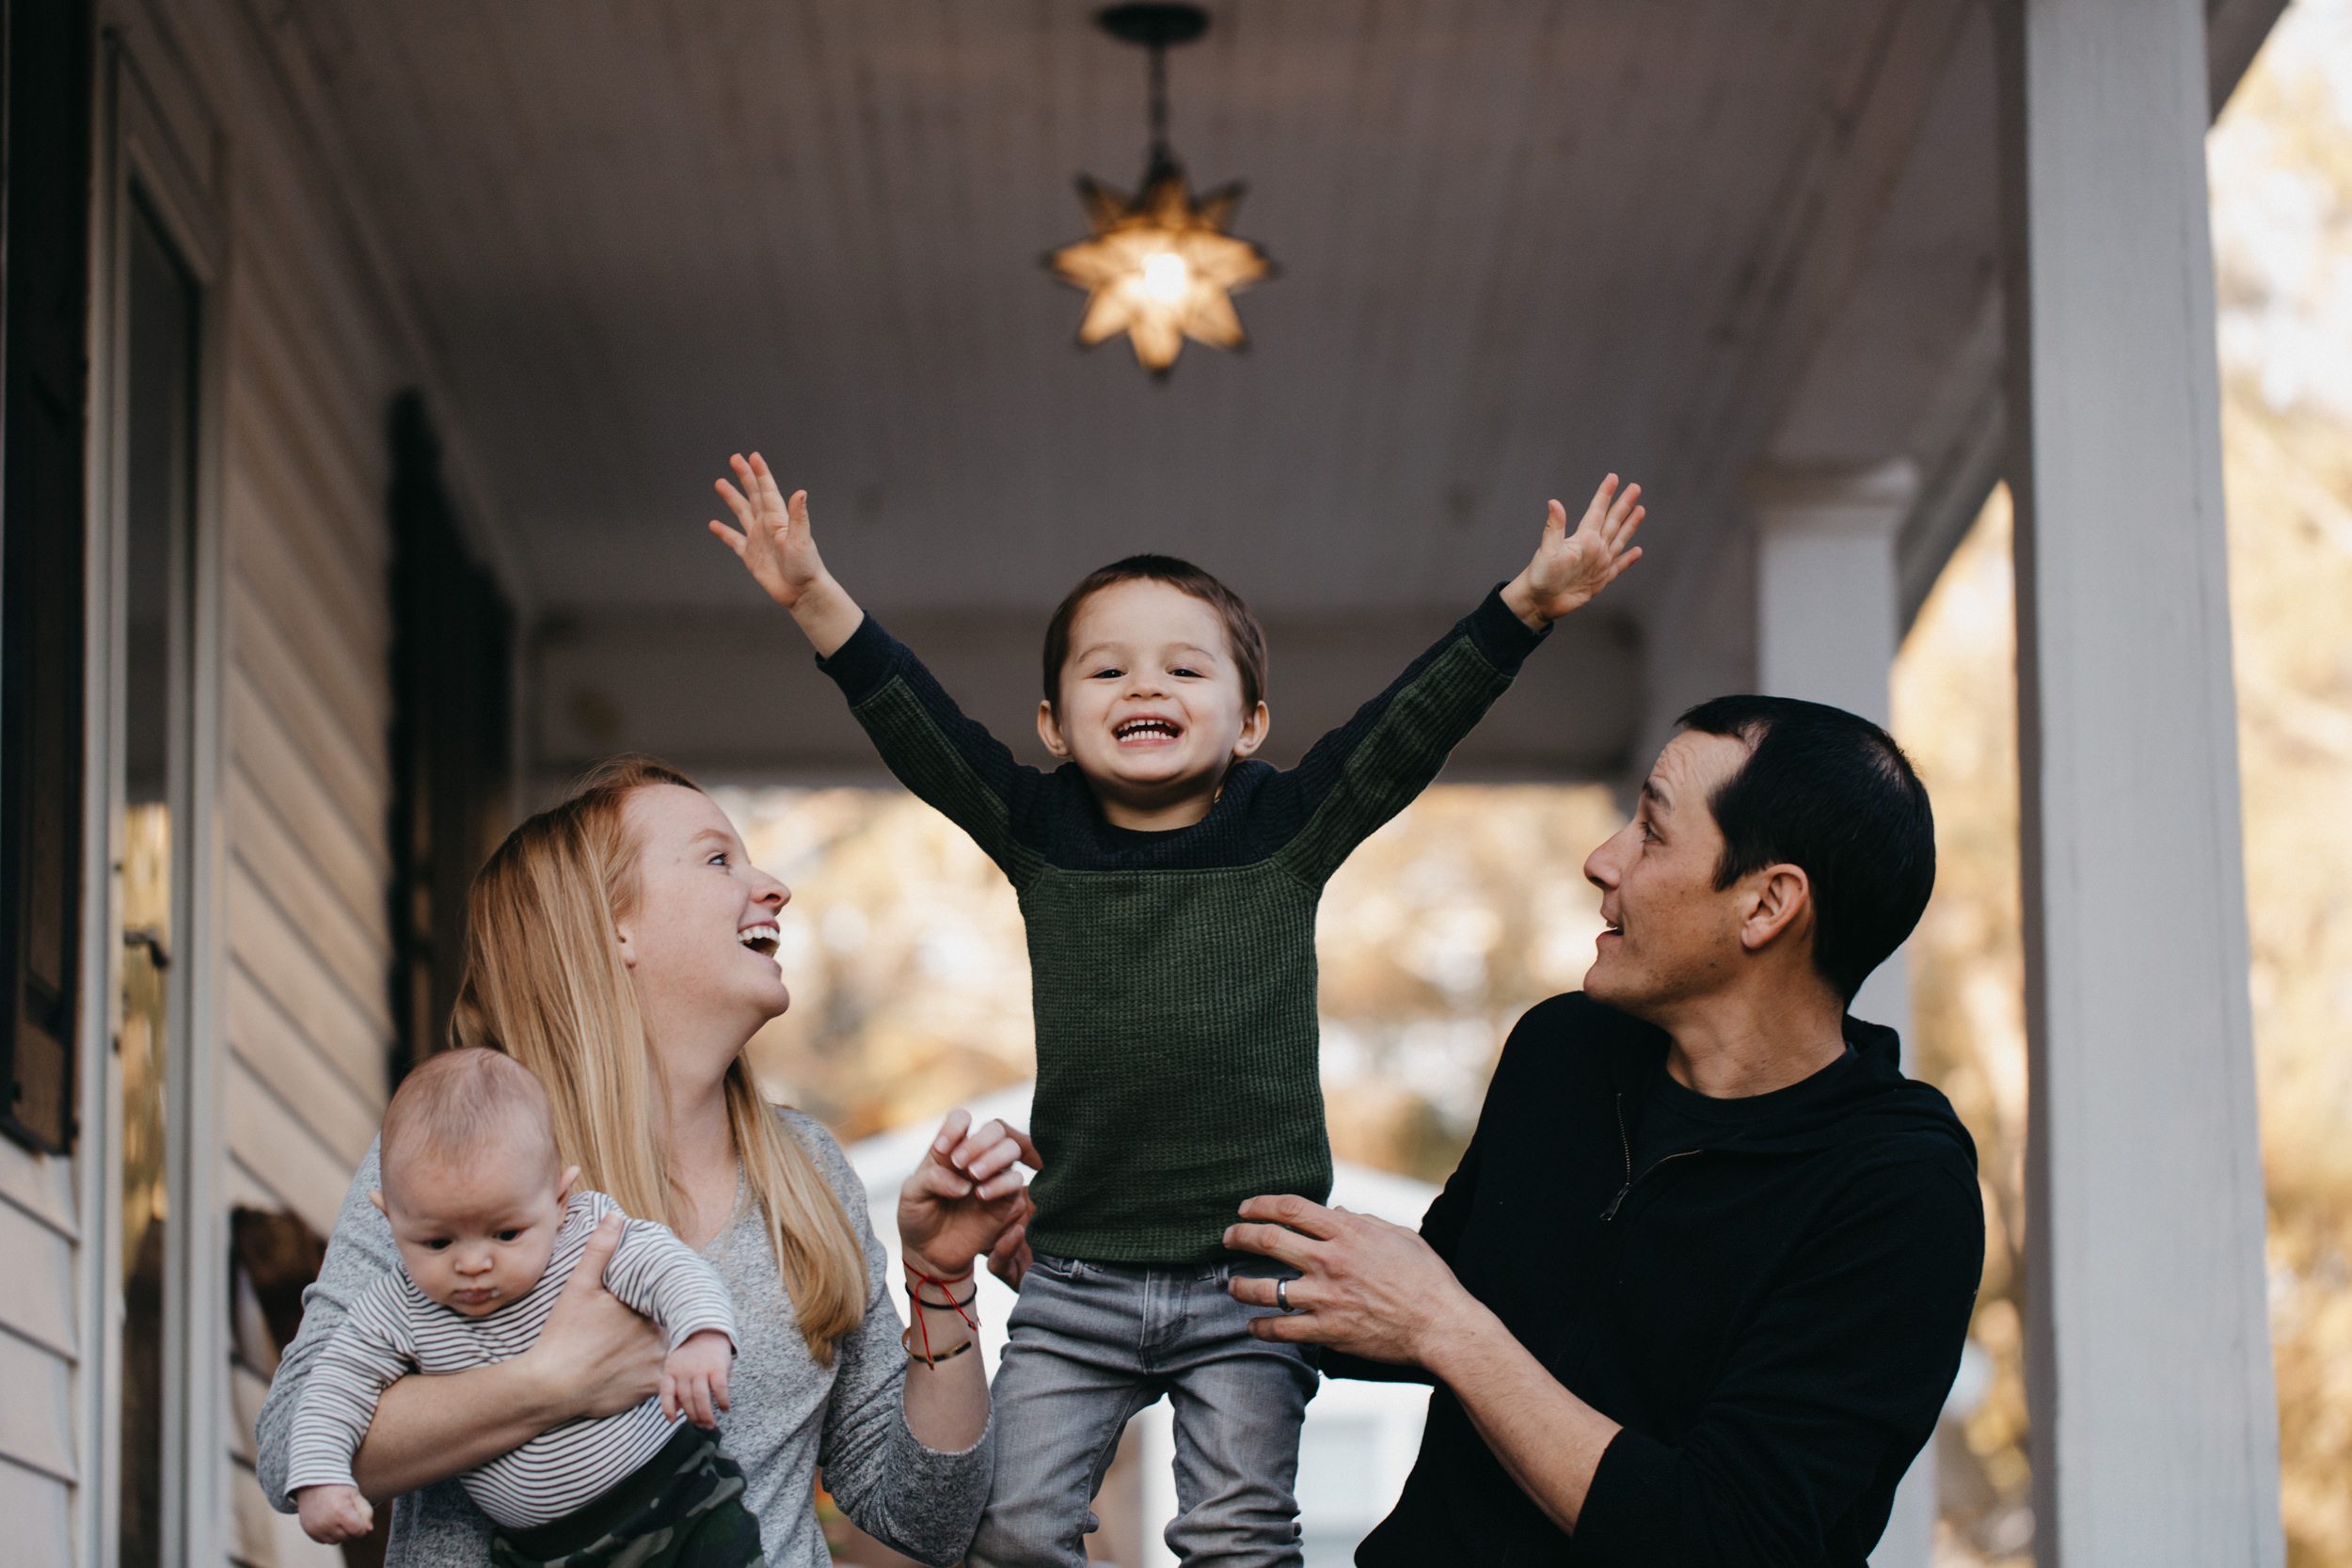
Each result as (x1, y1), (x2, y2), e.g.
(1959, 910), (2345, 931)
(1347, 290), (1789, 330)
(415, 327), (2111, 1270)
(294, 1483), (374, 1544)
(898, 1109), (1040, 1282)
(707, 451), (866, 655)
(660, 1328), (735, 1430)
(1223, 1195), (1474, 1366)
(520, 1212), (667, 1422)
(1501, 474), (1646, 629)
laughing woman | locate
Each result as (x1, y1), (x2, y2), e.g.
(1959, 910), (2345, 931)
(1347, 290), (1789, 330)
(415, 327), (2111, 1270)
(257, 757), (1025, 1565)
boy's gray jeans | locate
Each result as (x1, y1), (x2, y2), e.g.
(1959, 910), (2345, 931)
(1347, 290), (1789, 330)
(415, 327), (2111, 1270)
(964, 1250), (1318, 1568)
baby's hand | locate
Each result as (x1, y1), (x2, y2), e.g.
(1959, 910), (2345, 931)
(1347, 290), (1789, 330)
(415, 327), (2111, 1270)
(1502, 474), (1646, 628)
(294, 1482), (374, 1544)
(660, 1327), (735, 1430)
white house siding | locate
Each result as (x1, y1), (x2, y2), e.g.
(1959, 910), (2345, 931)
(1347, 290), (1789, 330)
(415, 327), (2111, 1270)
(101, 1), (426, 1561)
(0, 1138), (80, 1562)
(213, 60), (399, 1568)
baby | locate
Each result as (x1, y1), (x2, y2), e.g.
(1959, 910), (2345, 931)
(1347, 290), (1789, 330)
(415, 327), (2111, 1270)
(283, 1048), (756, 1566)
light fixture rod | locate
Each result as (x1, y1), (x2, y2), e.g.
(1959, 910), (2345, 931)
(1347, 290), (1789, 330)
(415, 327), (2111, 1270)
(1097, 3), (1209, 164)
(1148, 41), (1170, 163)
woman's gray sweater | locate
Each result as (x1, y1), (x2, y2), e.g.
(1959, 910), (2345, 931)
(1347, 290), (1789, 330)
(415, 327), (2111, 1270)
(253, 1109), (993, 1566)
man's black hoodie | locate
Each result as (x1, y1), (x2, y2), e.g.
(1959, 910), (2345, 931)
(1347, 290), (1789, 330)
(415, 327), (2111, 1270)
(1339, 992), (1984, 1567)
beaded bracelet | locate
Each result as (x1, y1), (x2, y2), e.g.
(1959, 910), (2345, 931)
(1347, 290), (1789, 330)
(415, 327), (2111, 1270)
(901, 1323), (978, 1369)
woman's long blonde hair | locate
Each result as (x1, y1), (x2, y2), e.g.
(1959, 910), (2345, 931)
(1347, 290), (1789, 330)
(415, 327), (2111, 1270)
(449, 756), (865, 1360)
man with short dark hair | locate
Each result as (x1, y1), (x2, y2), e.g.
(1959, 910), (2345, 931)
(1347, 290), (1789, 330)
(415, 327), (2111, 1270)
(1227, 696), (1984, 1566)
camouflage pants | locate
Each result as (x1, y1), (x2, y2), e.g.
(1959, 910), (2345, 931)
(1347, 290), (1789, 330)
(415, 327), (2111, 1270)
(489, 1423), (767, 1568)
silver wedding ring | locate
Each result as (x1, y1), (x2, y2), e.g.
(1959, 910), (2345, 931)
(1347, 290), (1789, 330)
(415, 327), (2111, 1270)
(1276, 1278), (1293, 1312)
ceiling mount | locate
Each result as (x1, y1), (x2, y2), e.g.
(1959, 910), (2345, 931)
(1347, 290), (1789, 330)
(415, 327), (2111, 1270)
(1095, 4), (1210, 52)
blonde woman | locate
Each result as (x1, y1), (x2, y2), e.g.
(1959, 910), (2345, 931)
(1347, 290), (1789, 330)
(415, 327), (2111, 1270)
(256, 758), (1028, 1565)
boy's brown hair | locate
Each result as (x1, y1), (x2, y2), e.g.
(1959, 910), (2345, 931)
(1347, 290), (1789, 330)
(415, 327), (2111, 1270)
(379, 1046), (560, 1196)
(1041, 555), (1269, 711)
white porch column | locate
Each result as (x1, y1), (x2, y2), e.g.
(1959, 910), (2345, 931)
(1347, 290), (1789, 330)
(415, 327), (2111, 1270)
(1751, 460), (1936, 1568)
(1999, 0), (2282, 1563)
(1752, 459), (1916, 1039)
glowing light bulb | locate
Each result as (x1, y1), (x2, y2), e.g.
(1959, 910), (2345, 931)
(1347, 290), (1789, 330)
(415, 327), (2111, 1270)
(1046, 155), (1271, 375)
(1142, 251), (1191, 304)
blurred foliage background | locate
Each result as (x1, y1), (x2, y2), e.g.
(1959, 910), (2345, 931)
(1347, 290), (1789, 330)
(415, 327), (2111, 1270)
(719, 2), (2352, 1559)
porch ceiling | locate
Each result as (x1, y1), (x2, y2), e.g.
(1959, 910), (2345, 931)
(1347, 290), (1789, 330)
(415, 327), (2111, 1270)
(284, 0), (2003, 601)
(278, 0), (2029, 780)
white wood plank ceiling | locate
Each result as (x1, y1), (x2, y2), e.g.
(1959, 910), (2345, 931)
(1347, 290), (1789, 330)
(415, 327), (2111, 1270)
(276, 0), (2003, 627)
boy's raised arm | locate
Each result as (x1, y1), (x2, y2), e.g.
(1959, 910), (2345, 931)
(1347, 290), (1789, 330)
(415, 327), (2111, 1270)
(1275, 474), (1646, 886)
(707, 447), (1042, 877)
(708, 451), (865, 657)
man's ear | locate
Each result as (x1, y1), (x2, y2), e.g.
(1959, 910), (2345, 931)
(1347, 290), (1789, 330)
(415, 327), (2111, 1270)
(1232, 700), (1271, 761)
(1036, 699), (1073, 760)
(368, 1190), (387, 1216)
(1739, 863), (1814, 956)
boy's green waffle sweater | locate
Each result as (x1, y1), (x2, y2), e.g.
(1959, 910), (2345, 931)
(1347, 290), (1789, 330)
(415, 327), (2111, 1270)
(817, 589), (1548, 1261)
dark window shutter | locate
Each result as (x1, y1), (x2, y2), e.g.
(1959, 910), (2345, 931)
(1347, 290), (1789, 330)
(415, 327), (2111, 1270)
(388, 393), (516, 1084)
(0, 0), (97, 1154)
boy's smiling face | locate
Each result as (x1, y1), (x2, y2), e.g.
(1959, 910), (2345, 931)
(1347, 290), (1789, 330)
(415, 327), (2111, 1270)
(1039, 578), (1269, 830)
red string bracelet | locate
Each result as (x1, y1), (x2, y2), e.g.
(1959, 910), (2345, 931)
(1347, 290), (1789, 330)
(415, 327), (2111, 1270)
(904, 1264), (978, 1365)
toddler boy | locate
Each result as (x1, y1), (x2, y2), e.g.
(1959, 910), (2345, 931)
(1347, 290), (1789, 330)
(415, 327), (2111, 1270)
(708, 454), (1643, 1567)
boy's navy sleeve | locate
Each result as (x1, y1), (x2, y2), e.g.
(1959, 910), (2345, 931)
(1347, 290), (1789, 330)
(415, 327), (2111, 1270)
(817, 613), (1044, 879)
(1271, 587), (1547, 887)
(1569, 1159), (1985, 1566)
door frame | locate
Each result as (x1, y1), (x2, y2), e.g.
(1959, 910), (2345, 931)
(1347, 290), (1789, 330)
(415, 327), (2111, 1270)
(73, 14), (229, 1566)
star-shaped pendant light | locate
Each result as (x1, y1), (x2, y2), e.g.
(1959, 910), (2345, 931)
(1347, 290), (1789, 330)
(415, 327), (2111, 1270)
(1044, 4), (1275, 378)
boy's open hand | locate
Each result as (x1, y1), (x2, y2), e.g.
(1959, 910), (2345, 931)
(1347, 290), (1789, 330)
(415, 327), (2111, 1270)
(659, 1327), (735, 1430)
(707, 451), (865, 656)
(710, 452), (827, 610)
(1502, 474), (1647, 628)
(294, 1483), (374, 1544)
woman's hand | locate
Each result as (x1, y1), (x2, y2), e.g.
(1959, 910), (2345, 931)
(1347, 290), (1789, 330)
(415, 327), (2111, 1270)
(519, 1212), (667, 1421)
(898, 1110), (1039, 1279)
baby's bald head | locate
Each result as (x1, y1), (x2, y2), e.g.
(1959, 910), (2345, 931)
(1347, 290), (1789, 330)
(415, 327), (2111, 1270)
(378, 1047), (560, 1207)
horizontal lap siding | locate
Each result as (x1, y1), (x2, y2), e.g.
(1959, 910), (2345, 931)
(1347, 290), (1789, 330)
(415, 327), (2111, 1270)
(200, 1), (411, 1561)
(217, 4), (399, 1263)
(0, 1453), (74, 1561)
(218, 241), (397, 1563)
(0, 1139), (77, 1553)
